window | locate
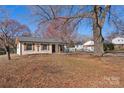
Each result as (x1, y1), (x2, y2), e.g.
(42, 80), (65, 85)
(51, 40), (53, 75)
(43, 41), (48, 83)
(41, 44), (48, 50)
(24, 43), (32, 51)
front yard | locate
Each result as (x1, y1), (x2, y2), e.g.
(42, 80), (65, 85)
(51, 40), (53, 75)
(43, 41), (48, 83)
(0, 53), (123, 87)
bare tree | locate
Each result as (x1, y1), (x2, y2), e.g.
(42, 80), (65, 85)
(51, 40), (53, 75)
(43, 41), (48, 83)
(36, 17), (80, 45)
(30, 5), (124, 56)
(91, 6), (111, 56)
(81, 35), (93, 43)
(106, 31), (119, 41)
(0, 19), (32, 60)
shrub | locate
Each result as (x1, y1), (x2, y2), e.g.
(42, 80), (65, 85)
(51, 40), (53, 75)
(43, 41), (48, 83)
(104, 43), (114, 51)
(0, 48), (6, 55)
(0, 48), (16, 55)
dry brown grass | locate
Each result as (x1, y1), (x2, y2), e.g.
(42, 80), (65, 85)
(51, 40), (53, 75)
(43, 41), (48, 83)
(0, 53), (123, 88)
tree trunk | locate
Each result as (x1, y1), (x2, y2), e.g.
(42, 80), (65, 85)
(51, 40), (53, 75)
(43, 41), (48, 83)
(7, 51), (11, 60)
(5, 46), (11, 60)
(92, 5), (106, 56)
(93, 23), (104, 56)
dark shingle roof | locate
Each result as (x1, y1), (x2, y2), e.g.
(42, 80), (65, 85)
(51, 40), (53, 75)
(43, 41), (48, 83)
(18, 37), (65, 44)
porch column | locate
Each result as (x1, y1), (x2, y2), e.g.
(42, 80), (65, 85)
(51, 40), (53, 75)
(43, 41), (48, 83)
(49, 44), (52, 53)
(55, 44), (59, 53)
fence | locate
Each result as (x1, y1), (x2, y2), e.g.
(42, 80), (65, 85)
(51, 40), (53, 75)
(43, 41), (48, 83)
(64, 47), (84, 53)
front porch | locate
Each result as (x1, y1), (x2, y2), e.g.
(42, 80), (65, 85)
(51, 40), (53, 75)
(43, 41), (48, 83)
(17, 42), (65, 55)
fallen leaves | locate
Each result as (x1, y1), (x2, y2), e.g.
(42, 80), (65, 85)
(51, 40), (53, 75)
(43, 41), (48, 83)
(0, 53), (123, 87)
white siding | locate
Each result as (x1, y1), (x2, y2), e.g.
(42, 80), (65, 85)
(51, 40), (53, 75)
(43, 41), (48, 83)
(83, 41), (94, 52)
(17, 43), (21, 55)
(83, 46), (94, 52)
(112, 37), (124, 45)
(17, 42), (53, 55)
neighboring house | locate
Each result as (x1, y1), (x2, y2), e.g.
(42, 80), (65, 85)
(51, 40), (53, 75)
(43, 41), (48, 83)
(112, 37), (124, 49)
(75, 44), (83, 51)
(83, 40), (111, 52)
(16, 37), (67, 55)
(83, 40), (94, 52)
(75, 45), (83, 50)
(67, 42), (84, 52)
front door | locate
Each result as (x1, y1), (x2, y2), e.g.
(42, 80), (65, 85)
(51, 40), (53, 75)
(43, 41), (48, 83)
(52, 44), (55, 53)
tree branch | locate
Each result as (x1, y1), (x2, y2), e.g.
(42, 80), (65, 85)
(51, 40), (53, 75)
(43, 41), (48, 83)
(36, 5), (52, 20)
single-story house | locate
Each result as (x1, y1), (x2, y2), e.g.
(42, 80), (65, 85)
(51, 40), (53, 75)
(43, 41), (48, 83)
(112, 36), (124, 49)
(16, 37), (67, 55)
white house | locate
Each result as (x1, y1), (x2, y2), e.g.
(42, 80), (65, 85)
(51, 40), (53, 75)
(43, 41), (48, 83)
(75, 44), (84, 50)
(16, 37), (67, 55)
(83, 40), (94, 52)
(66, 42), (84, 52)
(112, 37), (124, 49)
(74, 42), (84, 51)
(83, 40), (111, 52)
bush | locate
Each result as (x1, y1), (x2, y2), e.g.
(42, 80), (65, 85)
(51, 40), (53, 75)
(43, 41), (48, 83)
(104, 43), (114, 51)
(0, 48), (6, 55)
(10, 48), (16, 53)
(0, 48), (16, 55)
